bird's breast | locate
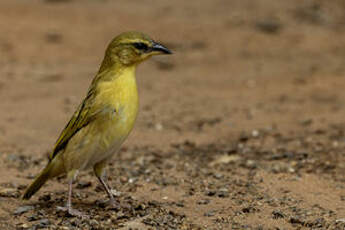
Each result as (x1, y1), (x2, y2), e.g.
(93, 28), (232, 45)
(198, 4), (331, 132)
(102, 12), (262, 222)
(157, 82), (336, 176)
(96, 70), (139, 152)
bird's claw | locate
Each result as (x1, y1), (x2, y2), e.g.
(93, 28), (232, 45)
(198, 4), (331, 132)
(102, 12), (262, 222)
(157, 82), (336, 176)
(57, 206), (89, 218)
(109, 199), (131, 210)
(109, 199), (121, 210)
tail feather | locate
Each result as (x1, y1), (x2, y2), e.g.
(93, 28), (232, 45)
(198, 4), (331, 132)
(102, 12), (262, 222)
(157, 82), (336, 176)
(22, 164), (53, 200)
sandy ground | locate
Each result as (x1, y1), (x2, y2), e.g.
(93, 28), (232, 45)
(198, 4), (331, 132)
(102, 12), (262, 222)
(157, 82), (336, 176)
(1, 0), (345, 229)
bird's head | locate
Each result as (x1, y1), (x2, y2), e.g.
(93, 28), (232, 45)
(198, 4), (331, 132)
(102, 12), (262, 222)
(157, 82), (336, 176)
(102, 31), (172, 68)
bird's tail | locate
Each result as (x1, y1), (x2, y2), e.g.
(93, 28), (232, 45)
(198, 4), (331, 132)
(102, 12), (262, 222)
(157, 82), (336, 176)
(22, 155), (64, 200)
(22, 163), (53, 200)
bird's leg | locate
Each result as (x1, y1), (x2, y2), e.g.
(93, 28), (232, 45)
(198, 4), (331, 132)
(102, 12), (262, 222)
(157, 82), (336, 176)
(57, 170), (88, 218)
(66, 179), (85, 217)
(94, 161), (121, 209)
(97, 174), (121, 209)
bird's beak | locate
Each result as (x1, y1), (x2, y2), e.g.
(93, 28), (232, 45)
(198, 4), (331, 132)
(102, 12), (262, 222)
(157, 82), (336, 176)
(151, 41), (172, 54)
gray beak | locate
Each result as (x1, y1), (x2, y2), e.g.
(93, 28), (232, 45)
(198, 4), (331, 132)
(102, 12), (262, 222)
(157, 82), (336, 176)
(152, 42), (172, 54)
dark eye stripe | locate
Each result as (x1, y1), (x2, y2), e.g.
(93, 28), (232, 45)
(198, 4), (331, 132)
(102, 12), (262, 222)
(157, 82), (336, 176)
(133, 42), (149, 51)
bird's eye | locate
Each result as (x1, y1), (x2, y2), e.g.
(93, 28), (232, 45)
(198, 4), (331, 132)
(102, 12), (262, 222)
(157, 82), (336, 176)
(133, 42), (149, 51)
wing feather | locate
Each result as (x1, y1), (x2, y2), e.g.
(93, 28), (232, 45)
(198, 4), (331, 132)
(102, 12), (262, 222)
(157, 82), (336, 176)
(49, 87), (99, 161)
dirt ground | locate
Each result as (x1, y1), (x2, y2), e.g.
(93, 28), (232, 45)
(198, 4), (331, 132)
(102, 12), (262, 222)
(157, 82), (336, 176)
(1, 0), (345, 229)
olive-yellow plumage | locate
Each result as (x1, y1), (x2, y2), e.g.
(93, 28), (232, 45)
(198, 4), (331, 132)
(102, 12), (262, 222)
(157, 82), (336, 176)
(22, 31), (171, 217)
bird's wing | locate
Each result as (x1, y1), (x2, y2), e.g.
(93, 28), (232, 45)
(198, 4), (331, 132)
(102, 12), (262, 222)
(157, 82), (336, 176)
(49, 86), (100, 161)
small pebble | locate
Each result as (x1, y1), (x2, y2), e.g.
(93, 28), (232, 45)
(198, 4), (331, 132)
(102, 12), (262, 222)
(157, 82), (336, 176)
(27, 214), (40, 221)
(272, 210), (285, 219)
(336, 218), (345, 223)
(14, 205), (34, 215)
(155, 123), (163, 131)
(0, 188), (20, 198)
(205, 190), (216, 196)
(20, 223), (29, 229)
(204, 210), (216, 217)
(39, 218), (50, 226)
(89, 219), (99, 227)
(197, 199), (210, 205)
(110, 189), (121, 197)
(218, 188), (229, 198)
(76, 181), (92, 189)
(252, 130), (259, 137)
(245, 160), (257, 169)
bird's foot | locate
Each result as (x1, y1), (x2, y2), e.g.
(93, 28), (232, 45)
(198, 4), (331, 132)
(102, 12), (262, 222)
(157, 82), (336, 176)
(57, 206), (89, 218)
(68, 208), (88, 218)
(109, 198), (131, 210)
(109, 199), (121, 210)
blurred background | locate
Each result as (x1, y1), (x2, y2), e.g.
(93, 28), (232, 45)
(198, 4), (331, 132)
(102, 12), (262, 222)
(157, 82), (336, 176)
(0, 0), (345, 229)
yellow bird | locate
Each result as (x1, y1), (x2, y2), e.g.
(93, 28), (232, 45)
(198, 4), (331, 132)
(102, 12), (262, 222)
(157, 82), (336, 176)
(22, 31), (172, 217)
